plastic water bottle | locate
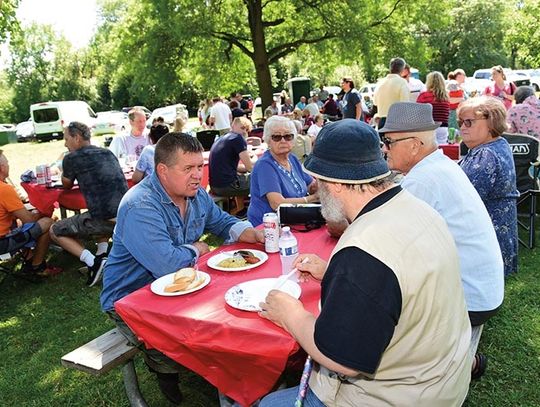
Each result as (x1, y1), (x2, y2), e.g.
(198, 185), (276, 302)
(279, 226), (298, 278)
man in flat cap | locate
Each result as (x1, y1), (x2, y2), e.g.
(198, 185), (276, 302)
(259, 119), (471, 406)
(380, 102), (504, 380)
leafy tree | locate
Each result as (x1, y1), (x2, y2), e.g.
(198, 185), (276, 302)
(504, 0), (540, 69)
(0, 0), (20, 44)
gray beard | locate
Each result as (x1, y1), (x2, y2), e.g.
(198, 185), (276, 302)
(319, 184), (347, 224)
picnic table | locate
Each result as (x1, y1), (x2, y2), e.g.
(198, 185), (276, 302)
(115, 225), (337, 406)
(21, 171), (134, 217)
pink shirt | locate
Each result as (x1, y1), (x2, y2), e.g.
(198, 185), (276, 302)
(484, 82), (515, 110)
(507, 95), (540, 138)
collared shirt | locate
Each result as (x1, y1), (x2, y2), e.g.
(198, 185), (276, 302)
(402, 149), (504, 312)
(373, 74), (410, 117)
(507, 95), (540, 138)
(100, 171), (252, 311)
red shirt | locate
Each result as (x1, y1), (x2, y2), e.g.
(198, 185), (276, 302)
(417, 91), (450, 125)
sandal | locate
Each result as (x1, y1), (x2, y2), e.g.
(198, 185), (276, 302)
(471, 353), (487, 380)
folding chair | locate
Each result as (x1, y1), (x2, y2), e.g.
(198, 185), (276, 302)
(196, 130), (219, 151)
(502, 133), (540, 249)
(0, 226), (38, 283)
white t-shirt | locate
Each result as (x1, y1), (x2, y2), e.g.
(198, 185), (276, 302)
(210, 102), (232, 131)
(109, 132), (150, 159)
(402, 149), (504, 312)
(306, 102), (320, 117)
(307, 124), (322, 138)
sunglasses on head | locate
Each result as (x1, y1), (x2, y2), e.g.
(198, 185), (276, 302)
(271, 133), (294, 142)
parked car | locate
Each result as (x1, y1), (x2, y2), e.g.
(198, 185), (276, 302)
(16, 120), (35, 142)
(146, 103), (188, 128)
(359, 84), (377, 101)
(515, 69), (540, 91)
(91, 111), (130, 136)
(0, 123), (16, 130)
(121, 106), (152, 119)
(30, 100), (97, 142)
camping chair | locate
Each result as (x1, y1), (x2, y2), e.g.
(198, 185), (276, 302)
(0, 225), (38, 283)
(248, 128), (264, 139)
(196, 130), (219, 151)
(246, 137), (262, 146)
(502, 133), (540, 249)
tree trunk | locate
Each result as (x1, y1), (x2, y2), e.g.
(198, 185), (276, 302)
(246, 0), (273, 117)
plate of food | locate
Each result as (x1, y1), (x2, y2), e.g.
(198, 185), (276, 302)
(207, 249), (268, 272)
(151, 267), (211, 296)
(224, 278), (301, 312)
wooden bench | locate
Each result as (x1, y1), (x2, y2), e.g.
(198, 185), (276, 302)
(61, 328), (148, 407)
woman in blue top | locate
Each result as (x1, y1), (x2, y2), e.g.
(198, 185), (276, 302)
(248, 116), (318, 226)
(458, 96), (519, 276)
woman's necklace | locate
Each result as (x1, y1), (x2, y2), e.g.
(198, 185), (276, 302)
(270, 152), (290, 170)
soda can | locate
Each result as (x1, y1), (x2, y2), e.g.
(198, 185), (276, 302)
(263, 212), (280, 253)
(36, 164), (46, 185)
(45, 165), (52, 186)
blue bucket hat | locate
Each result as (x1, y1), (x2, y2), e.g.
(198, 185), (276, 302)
(303, 119), (390, 184)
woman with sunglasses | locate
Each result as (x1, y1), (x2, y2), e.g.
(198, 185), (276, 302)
(458, 96), (519, 276)
(247, 116), (318, 226)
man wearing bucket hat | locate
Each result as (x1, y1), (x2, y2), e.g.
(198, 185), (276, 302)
(380, 102), (504, 381)
(259, 119), (471, 406)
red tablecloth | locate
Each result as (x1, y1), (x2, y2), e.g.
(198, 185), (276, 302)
(21, 173), (134, 217)
(115, 226), (337, 406)
(439, 143), (460, 160)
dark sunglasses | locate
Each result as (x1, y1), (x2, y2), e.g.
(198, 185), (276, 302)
(381, 136), (422, 149)
(457, 118), (486, 128)
(271, 134), (294, 142)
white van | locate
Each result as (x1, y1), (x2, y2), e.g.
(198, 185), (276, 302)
(146, 103), (188, 128)
(30, 101), (97, 141)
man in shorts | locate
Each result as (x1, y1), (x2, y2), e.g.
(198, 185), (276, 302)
(50, 122), (128, 286)
(0, 150), (58, 276)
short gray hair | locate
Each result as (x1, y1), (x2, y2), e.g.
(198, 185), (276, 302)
(263, 116), (297, 143)
(66, 122), (91, 141)
(514, 86), (535, 104)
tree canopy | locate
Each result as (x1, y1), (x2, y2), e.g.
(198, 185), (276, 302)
(0, 0), (538, 122)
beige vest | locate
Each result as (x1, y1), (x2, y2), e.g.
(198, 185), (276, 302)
(310, 190), (471, 407)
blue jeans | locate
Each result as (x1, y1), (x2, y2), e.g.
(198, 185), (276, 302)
(259, 386), (325, 407)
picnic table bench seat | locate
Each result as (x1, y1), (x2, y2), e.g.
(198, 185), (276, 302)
(61, 328), (148, 407)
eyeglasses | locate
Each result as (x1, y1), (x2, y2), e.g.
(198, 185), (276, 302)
(381, 136), (423, 149)
(457, 118), (486, 128)
(271, 134), (294, 142)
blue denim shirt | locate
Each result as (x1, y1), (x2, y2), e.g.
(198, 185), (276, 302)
(100, 171), (252, 311)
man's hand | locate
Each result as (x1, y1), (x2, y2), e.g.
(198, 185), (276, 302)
(294, 254), (327, 282)
(192, 241), (210, 256)
(238, 227), (265, 244)
(259, 290), (304, 329)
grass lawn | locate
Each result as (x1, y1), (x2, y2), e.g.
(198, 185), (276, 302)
(1, 139), (539, 406)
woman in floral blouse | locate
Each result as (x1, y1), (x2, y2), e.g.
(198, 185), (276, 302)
(458, 96), (519, 276)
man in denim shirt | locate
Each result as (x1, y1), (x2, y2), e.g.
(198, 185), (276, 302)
(101, 132), (264, 404)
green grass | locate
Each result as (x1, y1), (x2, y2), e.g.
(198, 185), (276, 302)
(1, 139), (540, 406)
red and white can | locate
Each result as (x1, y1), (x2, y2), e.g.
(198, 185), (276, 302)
(263, 212), (280, 253)
(45, 165), (52, 186)
(36, 164), (47, 185)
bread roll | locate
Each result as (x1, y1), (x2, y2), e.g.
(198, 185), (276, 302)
(164, 267), (197, 293)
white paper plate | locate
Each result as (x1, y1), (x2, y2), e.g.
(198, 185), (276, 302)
(207, 249), (268, 272)
(151, 271), (210, 296)
(224, 277), (301, 312)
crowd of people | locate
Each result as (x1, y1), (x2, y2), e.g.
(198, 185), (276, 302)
(0, 54), (534, 406)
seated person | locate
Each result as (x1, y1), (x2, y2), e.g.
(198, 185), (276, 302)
(132, 124), (170, 184)
(301, 109), (314, 134)
(108, 108), (149, 160)
(247, 116), (318, 226)
(507, 85), (540, 138)
(0, 150), (59, 276)
(259, 119), (471, 407)
(307, 113), (325, 141)
(321, 93), (339, 118)
(229, 100), (246, 119)
(50, 122), (128, 287)
(209, 117), (257, 215)
(100, 133), (264, 404)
